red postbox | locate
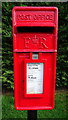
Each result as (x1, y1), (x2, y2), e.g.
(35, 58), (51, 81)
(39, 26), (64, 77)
(12, 7), (58, 110)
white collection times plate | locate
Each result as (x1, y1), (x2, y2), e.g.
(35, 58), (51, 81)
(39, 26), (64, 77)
(26, 63), (44, 94)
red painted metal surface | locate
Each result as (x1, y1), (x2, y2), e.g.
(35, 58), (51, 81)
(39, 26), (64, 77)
(12, 7), (58, 110)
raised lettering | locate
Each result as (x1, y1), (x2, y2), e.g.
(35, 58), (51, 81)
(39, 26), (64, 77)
(24, 36), (48, 49)
(40, 37), (48, 49)
(16, 13), (54, 21)
(24, 38), (30, 48)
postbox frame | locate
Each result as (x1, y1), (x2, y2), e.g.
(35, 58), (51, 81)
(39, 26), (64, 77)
(12, 6), (58, 110)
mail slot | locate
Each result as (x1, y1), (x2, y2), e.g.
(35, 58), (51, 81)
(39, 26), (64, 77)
(12, 7), (58, 110)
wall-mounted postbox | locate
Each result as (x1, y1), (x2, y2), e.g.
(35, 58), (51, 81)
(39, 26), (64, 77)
(12, 7), (58, 110)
